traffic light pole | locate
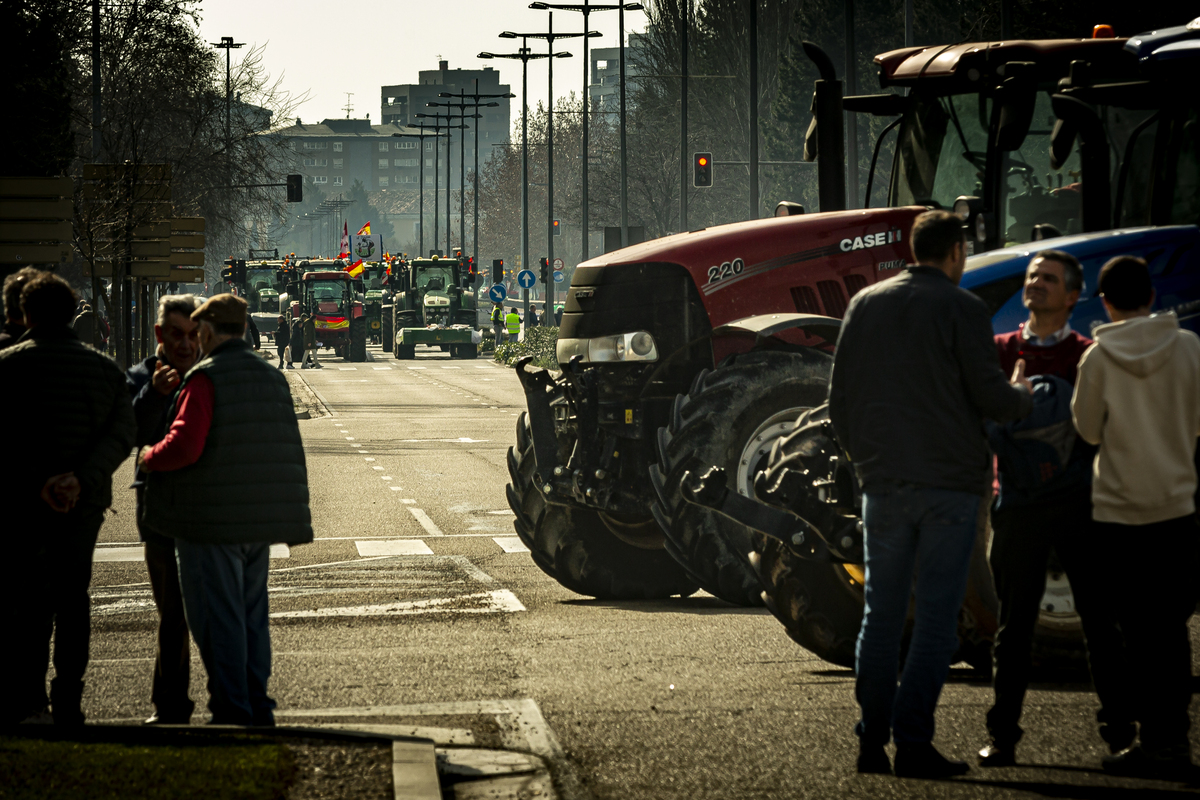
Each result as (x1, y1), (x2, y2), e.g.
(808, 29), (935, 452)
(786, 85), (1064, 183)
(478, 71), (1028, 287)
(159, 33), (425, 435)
(547, 15), (555, 324)
(679, 0), (688, 233)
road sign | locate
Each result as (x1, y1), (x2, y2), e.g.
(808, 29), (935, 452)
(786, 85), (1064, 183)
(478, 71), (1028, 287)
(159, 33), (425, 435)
(517, 269), (536, 289)
(553, 258), (565, 271)
(488, 284), (508, 303)
(553, 271), (565, 283)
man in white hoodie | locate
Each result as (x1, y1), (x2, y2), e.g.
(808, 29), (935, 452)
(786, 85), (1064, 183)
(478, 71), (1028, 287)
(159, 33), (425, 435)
(1071, 255), (1200, 779)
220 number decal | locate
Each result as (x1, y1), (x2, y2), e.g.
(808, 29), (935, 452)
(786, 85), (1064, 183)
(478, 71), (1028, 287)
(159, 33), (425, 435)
(706, 257), (745, 284)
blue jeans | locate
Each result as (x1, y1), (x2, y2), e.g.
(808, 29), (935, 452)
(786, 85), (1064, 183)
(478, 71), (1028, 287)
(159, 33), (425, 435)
(855, 486), (981, 746)
(175, 541), (275, 725)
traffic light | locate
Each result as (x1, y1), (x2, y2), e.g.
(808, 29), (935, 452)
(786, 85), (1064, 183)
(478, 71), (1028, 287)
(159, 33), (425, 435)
(286, 174), (303, 203)
(466, 256), (478, 281)
(539, 257), (549, 284)
(222, 258), (247, 285)
(491, 258), (504, 284)
(693, 152), (713, 188)
(552, 219), (561, 236)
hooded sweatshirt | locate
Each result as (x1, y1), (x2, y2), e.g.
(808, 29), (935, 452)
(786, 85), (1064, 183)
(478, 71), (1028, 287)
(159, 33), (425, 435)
(1071, 312), (1200, 524)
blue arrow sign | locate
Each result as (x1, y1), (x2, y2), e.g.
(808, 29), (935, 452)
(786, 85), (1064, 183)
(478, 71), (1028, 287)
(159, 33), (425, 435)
(552, 271), (565, 283)
(488, 284), (508, 303)
(517, 269), (536, 289)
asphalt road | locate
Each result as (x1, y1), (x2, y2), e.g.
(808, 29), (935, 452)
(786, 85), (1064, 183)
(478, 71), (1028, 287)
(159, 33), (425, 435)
(87, 342), (1200, 799)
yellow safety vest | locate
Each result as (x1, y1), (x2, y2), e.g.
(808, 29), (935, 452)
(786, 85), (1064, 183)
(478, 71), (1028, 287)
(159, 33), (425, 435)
(505, 312), (521, 334)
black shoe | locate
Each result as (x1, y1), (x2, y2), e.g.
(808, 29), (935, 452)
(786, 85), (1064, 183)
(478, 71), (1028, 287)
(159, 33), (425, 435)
(1104, 745), (1196, 781)
(978, 741), (1017, 767)
(857, 744), (892, 775)
(1100, 722), (1137, 755)
(894, 743), (971, 779)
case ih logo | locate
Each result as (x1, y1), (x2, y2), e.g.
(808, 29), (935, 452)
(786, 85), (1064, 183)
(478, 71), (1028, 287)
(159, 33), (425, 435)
(840, 229), (902, 252)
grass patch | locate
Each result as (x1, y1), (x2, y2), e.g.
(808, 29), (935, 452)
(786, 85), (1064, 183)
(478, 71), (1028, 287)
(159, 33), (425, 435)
(0, 736), (296, 800)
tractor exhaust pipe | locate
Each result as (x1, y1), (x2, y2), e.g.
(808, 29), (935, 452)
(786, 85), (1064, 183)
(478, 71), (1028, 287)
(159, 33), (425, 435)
(803, 41), (847, 213)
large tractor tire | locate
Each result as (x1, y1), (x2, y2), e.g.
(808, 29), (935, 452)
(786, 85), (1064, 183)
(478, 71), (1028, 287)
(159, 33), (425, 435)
(380, 305), (393, 351)
(650, 349), (833, 606)
(349, 318), (368, 362)
(750, 405), (1066, 673)
(451, 343), (478, 359)
(507, 413), (698, 600)
(395, 342), (416, 360)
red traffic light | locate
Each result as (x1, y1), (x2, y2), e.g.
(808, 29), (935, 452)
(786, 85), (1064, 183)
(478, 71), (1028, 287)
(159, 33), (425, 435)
(698, 156), (708, 166)
(693, 152), (713, 188)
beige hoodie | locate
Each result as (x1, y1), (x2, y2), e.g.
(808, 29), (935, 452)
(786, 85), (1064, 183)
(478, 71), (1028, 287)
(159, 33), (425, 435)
(1072, 312), (1200, 524)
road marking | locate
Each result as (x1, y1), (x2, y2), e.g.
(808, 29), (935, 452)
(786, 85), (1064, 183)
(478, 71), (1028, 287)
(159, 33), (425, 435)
(345, 436), (356, 440)
(355, 539), (434, 557)
(338, 367), (357, 371)
(372, 466), (384, 471)
(401, 499), (416, 504)
(96, 544), (291, 562)
(475, 364), (495, 369)
(407, 366), (427, 370)
(493, 537), (530, 554)
(270, 589), (525, 618)
(364, 457), (376, 461)
(330, 379), (369, 382)
(488, 510), (515, 515)
(441, 365), (462, 369)
(408, 507), (444, 537)
(373, 367), (391, 370)
(400, 437), (489, 443)
(389, 486), (403, 491)
(381, 476), (392, 481)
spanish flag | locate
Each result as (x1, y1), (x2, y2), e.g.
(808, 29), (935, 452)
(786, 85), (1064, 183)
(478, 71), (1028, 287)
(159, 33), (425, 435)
(316, 315), (349, 331)
(356, 222), (371, 236)
(344, 258), (364, 277)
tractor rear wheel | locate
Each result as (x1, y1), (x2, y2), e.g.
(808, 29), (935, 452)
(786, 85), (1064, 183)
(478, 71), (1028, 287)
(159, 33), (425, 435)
(507, 413), (698, 600)
(349, 318), (367, 362)
(651, 349), (833, 606)
(395, 343), (415, 360)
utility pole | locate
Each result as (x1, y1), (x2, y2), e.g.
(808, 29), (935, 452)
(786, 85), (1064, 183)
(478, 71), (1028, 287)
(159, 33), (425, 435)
(619, 4), (644, 245)
(393, 127), (445, 257)
(843, 0), (859, 208)
(210, 36), (245, 160)
(748, 0), (758, 220)
(679, 0), (688, 232)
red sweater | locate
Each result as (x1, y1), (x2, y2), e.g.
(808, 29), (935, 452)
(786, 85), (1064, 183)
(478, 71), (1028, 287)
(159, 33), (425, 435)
(141, 373), (214, 472)
(994, 325), (1092, 386)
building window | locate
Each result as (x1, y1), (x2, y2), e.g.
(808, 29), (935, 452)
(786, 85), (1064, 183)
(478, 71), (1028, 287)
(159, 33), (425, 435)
(333, 142), (343, 152)
(303, 158), (316, 167)
(398, 175), (416, 183)
(425, 176), (433, 184)
(426, 142), (433, 151)
(378, 159), (389, 169)
(312, 176), (327, 184)
(333, 159), (343, 168)
(379, 177), (389, 187)
(302, 142), (327, 150)
(333, 176), (343, 186)
(379, 142), (389, 152)
(315, 159), (327, 167)
(396, 141), (416, 150)
(437, 159), (443, 168)
(425, 158), (433, 168)
(394, 158), (417, 167)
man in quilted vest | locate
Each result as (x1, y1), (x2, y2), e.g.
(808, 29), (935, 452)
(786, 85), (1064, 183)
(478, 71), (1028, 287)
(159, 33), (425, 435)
(137, 294), (312, 725)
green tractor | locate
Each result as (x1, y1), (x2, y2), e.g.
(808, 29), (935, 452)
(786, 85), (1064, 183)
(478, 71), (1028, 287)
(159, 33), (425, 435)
(360, 262), (391, 345)
(390, 254), (479, 359)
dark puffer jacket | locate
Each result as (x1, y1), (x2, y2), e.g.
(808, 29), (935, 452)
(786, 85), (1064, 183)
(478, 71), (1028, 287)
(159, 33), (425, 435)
(141, 337), (312, 545)
(0, 326), (135, 512)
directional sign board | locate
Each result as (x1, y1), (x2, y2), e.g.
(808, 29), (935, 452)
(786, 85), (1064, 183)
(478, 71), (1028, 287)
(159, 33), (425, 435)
(553, 271), (565, 283)
(517, 269), (536, 289)
(553, 258), (565, 271)
(488, 284), (508, 303)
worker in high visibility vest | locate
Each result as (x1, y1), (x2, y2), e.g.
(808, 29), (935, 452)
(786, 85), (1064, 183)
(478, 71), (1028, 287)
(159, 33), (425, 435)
(505, 307), (521, 340)
(491, 302), (505, 344)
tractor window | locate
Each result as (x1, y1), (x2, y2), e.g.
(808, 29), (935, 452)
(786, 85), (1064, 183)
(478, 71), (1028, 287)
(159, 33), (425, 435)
(1164, 106), (1200, 225)
(308, 280), (347, 315)
(999, 91), (1085, 244)
(892, 92), (989, 210)
(416, 268), (452, 292)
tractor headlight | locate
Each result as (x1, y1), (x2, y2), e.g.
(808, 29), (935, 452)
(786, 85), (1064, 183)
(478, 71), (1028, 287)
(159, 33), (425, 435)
(556, 331), (659, 364)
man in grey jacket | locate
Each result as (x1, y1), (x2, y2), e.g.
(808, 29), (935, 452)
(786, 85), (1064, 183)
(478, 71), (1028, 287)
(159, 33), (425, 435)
(830, 210), (1032, 778)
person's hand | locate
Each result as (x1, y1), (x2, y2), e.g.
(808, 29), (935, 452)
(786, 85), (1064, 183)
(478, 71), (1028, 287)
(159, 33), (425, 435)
(151, 359), (181, 396)
(1011, 359), (1033, 392)
(40, 472), (80, 513)
(136, 445), (155, 473)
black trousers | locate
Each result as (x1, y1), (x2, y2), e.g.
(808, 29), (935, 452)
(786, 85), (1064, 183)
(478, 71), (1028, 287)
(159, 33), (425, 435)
(145, 537), (194, 719)
(986, 491), (1136, 747)
(1095, 515), (1198, 753)
(0, 506), (103, 723)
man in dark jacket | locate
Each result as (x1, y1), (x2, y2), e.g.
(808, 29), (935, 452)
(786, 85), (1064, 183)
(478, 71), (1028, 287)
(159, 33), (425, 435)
(980, 251), (1134, 766)
(288, 312), (302, 367)
(275, 315), (290, 368)
(126, 294), (201, 725)
(829, 210), (1032, 778)
(0, 267), (38, 351)
(0, 272), (136, 725)
(137, 294), (311, 725)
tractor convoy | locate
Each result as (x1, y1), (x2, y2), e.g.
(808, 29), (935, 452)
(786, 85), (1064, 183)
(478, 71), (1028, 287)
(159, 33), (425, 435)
(505, 18), (1200, 669)
(387, 253), (481, 360)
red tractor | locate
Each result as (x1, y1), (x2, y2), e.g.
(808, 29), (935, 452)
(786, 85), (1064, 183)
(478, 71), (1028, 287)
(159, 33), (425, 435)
(507, 18), (1200, 667)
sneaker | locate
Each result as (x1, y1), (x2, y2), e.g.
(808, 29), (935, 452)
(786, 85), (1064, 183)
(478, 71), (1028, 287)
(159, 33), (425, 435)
(977, 740), (1017, 767)
(894, 742), (970, 779)
(857, 744), (892, 775)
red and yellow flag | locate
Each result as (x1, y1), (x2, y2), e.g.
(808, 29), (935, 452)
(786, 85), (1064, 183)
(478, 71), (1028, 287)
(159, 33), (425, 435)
(344, 258), (364, 277)
(356, 222), (371, 236)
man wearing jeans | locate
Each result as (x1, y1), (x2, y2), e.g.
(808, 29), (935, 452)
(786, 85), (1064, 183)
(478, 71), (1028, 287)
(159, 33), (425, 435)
(829, 210), (1032, 778)
(138, 294), (311, 725)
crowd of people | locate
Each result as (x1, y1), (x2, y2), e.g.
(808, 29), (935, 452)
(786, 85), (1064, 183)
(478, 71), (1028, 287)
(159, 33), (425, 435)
(0, 271), (311, 728)
(0, 211), (1195, 783)
(831, 210), (1198, 781)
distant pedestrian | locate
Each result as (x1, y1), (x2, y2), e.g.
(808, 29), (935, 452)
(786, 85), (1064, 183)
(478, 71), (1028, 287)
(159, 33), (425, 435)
(0, 267), (39, 351)
(505, 307), (520, 343)
(301, 313), (319, 368)
(1072, 255), (1200, 780)
(554, 304), (562, 326)
(0, 272), (136, 725)
(288, 313), (302, 367)
(72, 303), (98, 348)
(491, 302), (505, 345)
(828, 210), (1032, 778)
(246, 315), (260, 351)
(980, 251), (1134, 767)
(126, 294), (202, 725)
(526, 304), (540, 329)
(137, 294), (312, 726)
(275, 315), (290, 369)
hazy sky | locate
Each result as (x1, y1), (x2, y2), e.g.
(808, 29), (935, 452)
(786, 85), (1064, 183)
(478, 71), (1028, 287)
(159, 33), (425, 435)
(196, 0), (648, 128)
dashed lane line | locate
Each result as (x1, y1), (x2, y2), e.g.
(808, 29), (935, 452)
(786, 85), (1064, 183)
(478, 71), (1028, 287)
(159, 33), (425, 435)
(493, 537), (530, 554)
(269, 589), (525, 618)
(408, 507), (445, 537)
(355, 539), (435, 557)
(95, 543), (291, 562)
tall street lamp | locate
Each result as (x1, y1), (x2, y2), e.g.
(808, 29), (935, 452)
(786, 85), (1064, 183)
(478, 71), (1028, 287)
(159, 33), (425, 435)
(210, 36), (245, 158)
(420, 110), (475, 254)
(392, 127), (446, 257)
(501, 20), (595, 324)
(435, 82), (515, 280)
(413, 112), (445, 253)
(428, 97), (501, 272)
(479, 40), (562, 322)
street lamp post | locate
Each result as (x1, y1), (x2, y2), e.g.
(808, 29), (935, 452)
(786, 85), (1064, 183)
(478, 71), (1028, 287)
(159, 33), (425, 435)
(480, 41), (562, 323)
(500, 24), (593, 324)
(421, 110), (476, 254)
(392, 127), (446, 257)
(210, 36), (245, 158)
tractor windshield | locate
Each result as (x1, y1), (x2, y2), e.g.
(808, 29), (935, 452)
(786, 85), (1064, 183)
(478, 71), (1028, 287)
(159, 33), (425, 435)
(308, 280), (347, 315)
(416, 267), (452, 293)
